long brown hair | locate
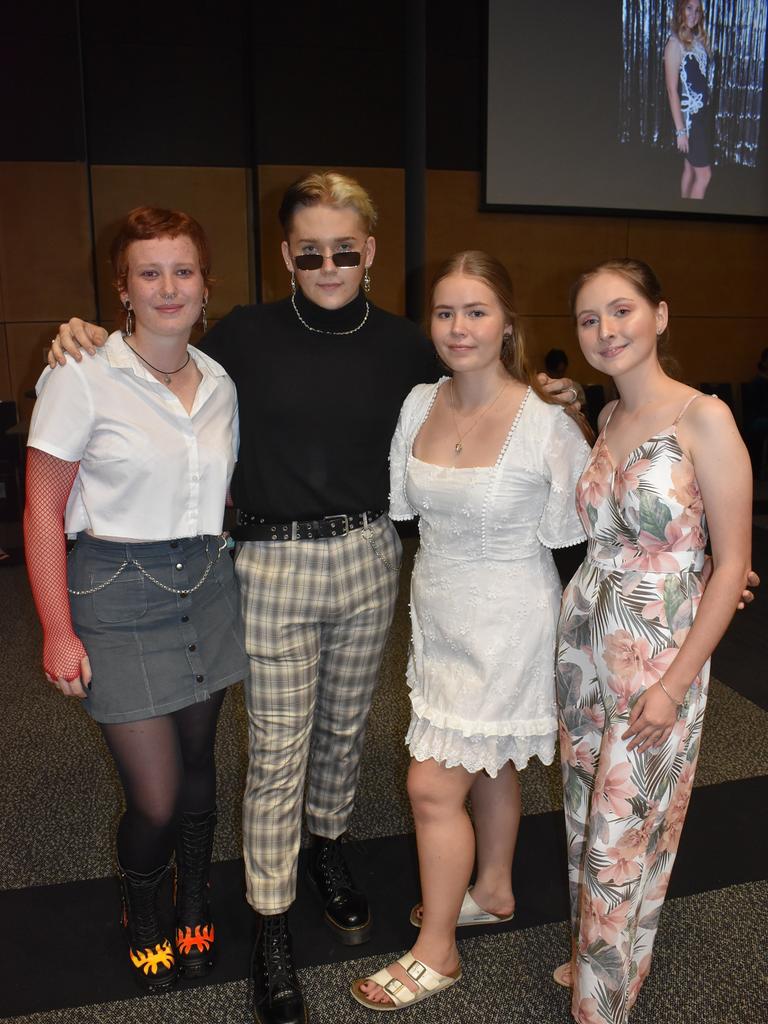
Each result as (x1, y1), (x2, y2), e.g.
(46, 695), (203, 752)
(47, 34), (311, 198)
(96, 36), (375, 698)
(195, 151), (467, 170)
(430, 251), (593, 440)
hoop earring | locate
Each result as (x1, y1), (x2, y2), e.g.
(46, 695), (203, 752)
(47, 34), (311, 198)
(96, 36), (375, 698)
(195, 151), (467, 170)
(290, 271), (296, 296)
(124, 300), (134, 337)
(363, 268), (371, 293)
(201, 297), (208, 334)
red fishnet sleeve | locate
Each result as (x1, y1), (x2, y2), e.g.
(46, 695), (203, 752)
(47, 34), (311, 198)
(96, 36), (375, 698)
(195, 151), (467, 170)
(24, 448), (88, 681)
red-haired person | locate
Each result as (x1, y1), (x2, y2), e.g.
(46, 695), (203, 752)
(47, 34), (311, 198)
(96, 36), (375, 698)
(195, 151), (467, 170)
(25, 207), (246, 990)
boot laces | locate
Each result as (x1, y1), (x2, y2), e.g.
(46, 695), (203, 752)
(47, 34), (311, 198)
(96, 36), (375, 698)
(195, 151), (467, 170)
(319, 840), (355, 893)
(177, 819), (213, 919)
(262, 915), (296, 997)
(127, 876), (164, 946)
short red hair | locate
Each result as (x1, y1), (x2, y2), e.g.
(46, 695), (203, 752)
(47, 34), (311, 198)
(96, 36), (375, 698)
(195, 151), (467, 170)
(109, 206), (213, 294)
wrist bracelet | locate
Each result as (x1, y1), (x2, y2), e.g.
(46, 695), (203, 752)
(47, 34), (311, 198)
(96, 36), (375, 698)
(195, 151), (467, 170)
(659, 678), (685, 707)
(675, 128), (688, 137)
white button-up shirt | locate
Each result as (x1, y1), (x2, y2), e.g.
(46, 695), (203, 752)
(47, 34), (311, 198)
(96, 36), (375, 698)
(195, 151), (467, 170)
(28, 332), (239, 540)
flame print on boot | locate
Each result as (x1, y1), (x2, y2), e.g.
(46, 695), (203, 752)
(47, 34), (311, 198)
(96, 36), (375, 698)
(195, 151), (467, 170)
(176, 923), (215, 956)
(118, 861), (178, 991)
(130, 939), (176, 975)
(174, 809), (217, 977)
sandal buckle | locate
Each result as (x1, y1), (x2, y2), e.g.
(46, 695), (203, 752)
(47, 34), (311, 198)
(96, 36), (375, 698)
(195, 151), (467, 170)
(407, 960), (427, 981)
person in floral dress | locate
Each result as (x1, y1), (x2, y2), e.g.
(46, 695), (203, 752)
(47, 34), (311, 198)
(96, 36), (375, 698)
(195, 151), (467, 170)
(555, 258), (752, 1024)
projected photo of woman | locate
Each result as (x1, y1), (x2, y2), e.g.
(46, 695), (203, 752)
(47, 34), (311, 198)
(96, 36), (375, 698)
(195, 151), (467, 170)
(664, 0), (713, 199)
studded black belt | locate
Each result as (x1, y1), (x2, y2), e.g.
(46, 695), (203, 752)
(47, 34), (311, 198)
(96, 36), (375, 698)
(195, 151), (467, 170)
(233, 509), (386, 541)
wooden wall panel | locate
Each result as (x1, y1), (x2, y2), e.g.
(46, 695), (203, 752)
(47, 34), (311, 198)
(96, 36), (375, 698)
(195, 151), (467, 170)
(666, 317), (767, 385)
(258, 166), (406, 315)
(90, 166), (252, 321)
(0, 163), (95, 323)
(5, 323), (58, 421)
(628, 219), (768, 318)
(0, 324), (11, 401)
(425, 171), (629, 315)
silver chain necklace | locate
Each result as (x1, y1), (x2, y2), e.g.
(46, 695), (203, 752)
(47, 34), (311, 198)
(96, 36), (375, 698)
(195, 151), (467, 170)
(291, 294), (369, 335)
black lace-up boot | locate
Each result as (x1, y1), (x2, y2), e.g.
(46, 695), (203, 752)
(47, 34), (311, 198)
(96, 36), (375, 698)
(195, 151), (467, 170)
(118, 861), (178, 991)
(174, 808), (217, 977)
(251, 913), (307, 1024)
(306, 835), (372, 945)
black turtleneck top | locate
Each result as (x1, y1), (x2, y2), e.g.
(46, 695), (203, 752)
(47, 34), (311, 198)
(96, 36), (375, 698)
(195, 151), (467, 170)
(202, 289), (438, 523)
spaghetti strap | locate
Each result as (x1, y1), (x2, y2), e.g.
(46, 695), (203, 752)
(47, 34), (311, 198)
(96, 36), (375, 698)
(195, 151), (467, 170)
(601, 400), (620, 433)
(673, 392), (706, 426)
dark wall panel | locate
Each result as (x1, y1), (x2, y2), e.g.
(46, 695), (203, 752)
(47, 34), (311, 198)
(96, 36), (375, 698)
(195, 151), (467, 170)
(425, 1), (484, 171)
(1, 0), (86, 161)
(80, 1), (249, 166)
(252, 5), (407, 168)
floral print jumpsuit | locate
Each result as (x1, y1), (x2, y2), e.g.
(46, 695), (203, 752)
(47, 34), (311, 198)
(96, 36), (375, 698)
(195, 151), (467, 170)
(557, 395), (709, 1024)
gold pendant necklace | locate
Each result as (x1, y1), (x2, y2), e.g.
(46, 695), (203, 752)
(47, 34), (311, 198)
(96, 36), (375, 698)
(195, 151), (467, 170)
(449, 379), (508, 455)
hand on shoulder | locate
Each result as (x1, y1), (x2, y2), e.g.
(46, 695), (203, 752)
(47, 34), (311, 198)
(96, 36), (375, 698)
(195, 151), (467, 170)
(48, 318), (108, 368)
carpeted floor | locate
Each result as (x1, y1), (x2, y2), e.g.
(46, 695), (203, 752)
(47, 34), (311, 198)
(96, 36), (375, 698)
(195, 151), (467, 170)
(1, 528), (767, 1023)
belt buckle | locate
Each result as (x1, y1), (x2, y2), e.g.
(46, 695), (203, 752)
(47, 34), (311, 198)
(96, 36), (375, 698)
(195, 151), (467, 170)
(324, 513), (349, 537)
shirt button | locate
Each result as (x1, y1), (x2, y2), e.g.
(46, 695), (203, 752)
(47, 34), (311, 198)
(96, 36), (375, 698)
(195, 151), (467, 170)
(192, 475), (199, 482)
(176, 563), (183, 570)
(188, 644), (197, 652)
(196, 674), (204, 683)
(181, 615), (189, 622)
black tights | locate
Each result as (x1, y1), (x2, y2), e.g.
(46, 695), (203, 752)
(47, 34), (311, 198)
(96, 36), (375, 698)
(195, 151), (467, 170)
(100, 690), (226, 874)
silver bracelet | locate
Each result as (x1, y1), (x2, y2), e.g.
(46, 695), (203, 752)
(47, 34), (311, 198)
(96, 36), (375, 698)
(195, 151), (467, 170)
(659, 678), (685, 707)
(675, 128), (688, 137)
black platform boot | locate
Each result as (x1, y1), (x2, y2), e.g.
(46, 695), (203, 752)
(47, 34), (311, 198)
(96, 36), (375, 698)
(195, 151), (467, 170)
(174, 808), (217, 977)
(251, 913), (307, 1024)
(118, 861), (177, 991)
(306, 835), (372, 945)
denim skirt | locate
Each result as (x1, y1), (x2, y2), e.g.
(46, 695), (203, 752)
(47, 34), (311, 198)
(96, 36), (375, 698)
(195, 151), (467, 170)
(67, 533), (248, 723)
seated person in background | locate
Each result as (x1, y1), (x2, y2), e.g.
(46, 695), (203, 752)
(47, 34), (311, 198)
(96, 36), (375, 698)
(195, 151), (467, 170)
(743, 347), (768, 477)
(544, 348), (586, 408)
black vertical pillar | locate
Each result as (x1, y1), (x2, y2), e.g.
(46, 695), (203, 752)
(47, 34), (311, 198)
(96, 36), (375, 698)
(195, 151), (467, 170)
(404, 0), (426, 324)
(75, 0), (101, 323)
(245, 0), (262, 304)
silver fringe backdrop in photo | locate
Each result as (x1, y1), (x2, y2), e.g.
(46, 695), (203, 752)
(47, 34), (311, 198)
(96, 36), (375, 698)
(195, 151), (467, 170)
(620, 0), (766, 166)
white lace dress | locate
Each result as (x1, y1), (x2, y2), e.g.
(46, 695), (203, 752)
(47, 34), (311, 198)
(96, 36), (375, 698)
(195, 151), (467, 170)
(389, 380), (590, 776)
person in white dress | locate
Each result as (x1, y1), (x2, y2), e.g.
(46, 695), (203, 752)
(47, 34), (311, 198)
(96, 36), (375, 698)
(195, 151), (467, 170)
(351, 250), (593, 1010)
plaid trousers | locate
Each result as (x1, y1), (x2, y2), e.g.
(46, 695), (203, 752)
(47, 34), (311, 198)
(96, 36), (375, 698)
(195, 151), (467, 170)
(235, 515), (402, 914)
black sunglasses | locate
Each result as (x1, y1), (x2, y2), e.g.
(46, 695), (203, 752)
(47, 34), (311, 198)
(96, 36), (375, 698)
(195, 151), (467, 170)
(293, 251), (362, 271)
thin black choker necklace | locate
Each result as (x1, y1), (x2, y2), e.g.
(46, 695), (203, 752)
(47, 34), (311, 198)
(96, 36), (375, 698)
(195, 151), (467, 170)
(122, 336), (191, 385)
(291, 293), (369, 335)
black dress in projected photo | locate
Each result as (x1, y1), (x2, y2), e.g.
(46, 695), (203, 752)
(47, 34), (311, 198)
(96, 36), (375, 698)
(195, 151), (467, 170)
(664, 1), (713, 198)
(620, 0), (767, 205)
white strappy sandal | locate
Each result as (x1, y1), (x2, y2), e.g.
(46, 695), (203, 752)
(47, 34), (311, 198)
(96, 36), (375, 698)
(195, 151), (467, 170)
(350, 952), (462, 1011)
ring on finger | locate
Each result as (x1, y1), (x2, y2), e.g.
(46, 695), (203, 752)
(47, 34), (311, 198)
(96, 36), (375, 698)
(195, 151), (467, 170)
(564, 386), (578, 404)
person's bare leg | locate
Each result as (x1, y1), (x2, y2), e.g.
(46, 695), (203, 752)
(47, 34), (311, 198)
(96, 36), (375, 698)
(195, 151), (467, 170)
(681, 158), (695, 198)
(689, 165), (712, 200)
(359, 758), (474, 1005)
(466, 762), (519, 917)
